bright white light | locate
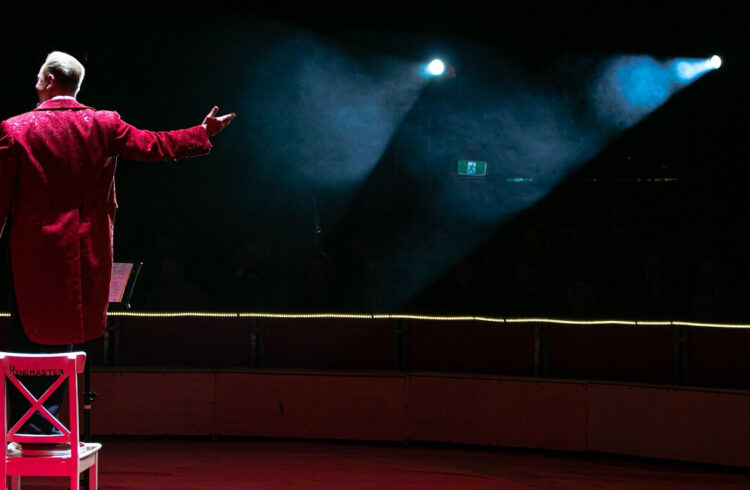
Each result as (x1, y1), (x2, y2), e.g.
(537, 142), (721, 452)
(426, 59), (445, 76)
(675, 61), (697, 80)
(670, 57), (719, 82)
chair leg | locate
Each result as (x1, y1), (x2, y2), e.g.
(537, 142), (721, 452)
(70, 474), (79, 490)
(10, 475), (19, 490)
(89, 456), (98, 490)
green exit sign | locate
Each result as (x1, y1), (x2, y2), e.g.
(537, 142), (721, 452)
(457, 160), (487, 176)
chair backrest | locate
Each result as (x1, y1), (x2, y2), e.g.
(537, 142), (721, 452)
(0, 351), (86, 454)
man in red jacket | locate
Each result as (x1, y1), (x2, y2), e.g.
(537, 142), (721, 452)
(0, 51), (235, 433)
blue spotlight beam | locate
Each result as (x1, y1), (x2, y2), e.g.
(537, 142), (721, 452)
(245, 28), (429, 189)
(592, 54), (722, 128)
(672, 56), (722, 82)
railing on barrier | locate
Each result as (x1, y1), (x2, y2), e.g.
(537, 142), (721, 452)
(2, 312), (750, 389)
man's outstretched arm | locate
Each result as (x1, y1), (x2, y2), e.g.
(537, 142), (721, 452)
(112, 106), (236, 162)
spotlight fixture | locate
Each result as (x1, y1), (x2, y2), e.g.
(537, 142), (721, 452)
(426, 59), (445, 76)
(421, 58), (456, 78)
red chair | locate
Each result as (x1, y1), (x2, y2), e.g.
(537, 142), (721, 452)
(1, 352), (101, 489)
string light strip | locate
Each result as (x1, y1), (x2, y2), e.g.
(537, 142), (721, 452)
(3, 311), (749, 328)
(239, 313), (373, 320)
(107, 311), (237, 318)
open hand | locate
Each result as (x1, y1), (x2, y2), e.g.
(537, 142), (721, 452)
(202, 106), (236, 137)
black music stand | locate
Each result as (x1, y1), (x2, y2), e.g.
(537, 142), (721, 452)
(82, 261), (142, 442)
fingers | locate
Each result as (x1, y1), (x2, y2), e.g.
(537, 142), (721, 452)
(217, 113), (236, 124)
(205, 106), (219, 120)
(202, 108), (236, 137)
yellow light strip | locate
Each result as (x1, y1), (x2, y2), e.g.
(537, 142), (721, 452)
(107, 311), (238, 318)
(673, 321), (750, 329)
(505, 318), (637, 326)
(473, 316), (507, 324)
(2, 311), (749, 329)
(383, 314), (477, 321)
(238, 313), (373, 319)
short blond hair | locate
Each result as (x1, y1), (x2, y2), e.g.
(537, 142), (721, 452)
(41, 51), (85, 95)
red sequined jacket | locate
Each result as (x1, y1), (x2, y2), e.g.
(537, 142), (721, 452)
(0, 98), (211, 344)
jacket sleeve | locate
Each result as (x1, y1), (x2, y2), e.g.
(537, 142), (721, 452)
(110, 112), (212, 162)
(0, 122), (17, 238)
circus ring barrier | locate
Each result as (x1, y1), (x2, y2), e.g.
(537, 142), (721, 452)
(2, 313), (749, 468)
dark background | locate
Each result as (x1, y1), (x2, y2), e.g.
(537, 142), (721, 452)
(1, 1), (748, 318)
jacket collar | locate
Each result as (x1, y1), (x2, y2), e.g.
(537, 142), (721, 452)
(33, 98), (94, 111)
